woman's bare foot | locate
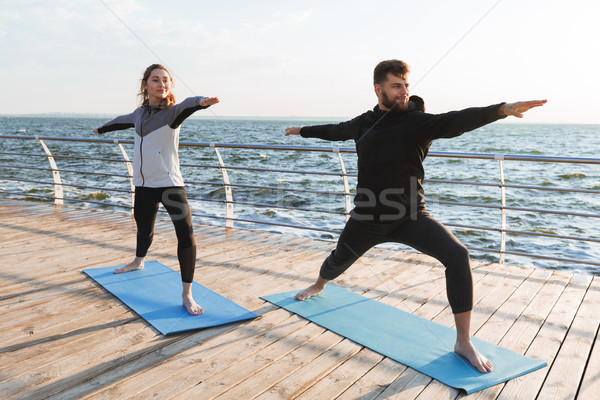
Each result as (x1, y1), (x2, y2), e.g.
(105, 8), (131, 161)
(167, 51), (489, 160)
(114, 257), (144, 274)
(182, 294), (204, 316)
(182, 282), (204, 316)
(454, 339), (493, 373)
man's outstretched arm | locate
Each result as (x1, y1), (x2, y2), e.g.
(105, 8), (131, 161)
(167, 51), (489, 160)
(420, 99), (547, 140)
(284, 115), (363, 141)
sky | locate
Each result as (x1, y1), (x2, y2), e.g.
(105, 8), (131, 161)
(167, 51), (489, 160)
(1, 0), (599, 124)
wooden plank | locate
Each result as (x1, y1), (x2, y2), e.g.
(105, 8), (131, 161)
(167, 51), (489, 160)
(0, 233), (138, 289)
(193, 239), (328, 302)
(0, 268), (91, 302)
(214, 252), (332, 303)
(191, 241), (316, 287)
(215, 330), (344, 399)
(199, 249), (328, 295)
(0, 220), (266, 301)
(497, 273), (592, 400)
(578, 277), (600, 399)
(0, 309), (137, 381)
(410, 262), (518, 335)
(191, 237), (330, 291)
(372, 368), (432, 400)
(75, 309), (299, 400)
(357, 259), (439, 301)
(477, 267), (553, 341)
(433, 264), (533, 331)
(0, 236), (137, 279)
(0, 292), (129, 348)
(16, 330), (180, 400)
(336, 357), (409, 400)
(295, 348), (384, 400)
(0, 238), (186, 305)
(372, 261), (447, 309)
(253, 338), (363, 400)
(209, 251), (334, 305)
(0, 317), (153, 399)
(535, 273), (599, 400)
(0, 230), (136, 291)
(339, 254), (439, 302)
(174, 318), (324, 399)
(0, 285), (109, 331)
(0, 200), (52, 215)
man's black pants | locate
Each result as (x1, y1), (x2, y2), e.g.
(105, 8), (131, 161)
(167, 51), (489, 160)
(319, 212), (473, 314)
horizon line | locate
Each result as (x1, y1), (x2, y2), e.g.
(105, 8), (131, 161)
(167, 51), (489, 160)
(1, 113), (599, 125)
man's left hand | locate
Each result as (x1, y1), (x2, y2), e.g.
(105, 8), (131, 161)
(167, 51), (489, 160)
(500, 100), (547, 118)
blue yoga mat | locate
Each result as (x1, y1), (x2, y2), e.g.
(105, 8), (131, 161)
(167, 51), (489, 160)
(84, 261), (258, 335)
(261, 285), (546, 394)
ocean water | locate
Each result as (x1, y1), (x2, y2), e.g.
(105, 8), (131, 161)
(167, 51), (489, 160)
(1, 115), (599, 275)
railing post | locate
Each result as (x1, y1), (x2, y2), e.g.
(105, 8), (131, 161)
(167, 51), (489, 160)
(496, 154), (507, 264)
(333, 148), (352, 221)
(36, 137), (63, 205)
(115, 140), (135, 215)
(210, 144), (234, 228)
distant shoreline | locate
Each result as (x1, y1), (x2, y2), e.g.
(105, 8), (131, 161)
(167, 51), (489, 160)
(1, 114), (599, 126)
(0, 113), (348, 121)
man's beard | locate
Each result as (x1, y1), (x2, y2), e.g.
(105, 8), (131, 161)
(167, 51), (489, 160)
(381, 90), (408, 113)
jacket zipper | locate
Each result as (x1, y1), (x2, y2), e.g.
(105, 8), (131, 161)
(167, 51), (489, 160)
(139, 115), (145, 186)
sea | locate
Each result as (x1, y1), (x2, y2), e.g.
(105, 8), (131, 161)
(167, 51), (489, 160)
(1, 115), (599, 275)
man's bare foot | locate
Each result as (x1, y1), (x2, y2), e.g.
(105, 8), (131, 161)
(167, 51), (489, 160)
(114, 259), (144, 274)
(295, 283), (325, 301)
(454, 339), (493, 373)
(182, 294), (204, 316)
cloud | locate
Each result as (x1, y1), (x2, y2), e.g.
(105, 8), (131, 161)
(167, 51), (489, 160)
(0, 9), (21, 22)
(287, 9), (312, 24)
(97, 0), (143, 18)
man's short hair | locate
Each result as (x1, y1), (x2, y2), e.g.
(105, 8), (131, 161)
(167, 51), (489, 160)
(374, 59), (410, 85)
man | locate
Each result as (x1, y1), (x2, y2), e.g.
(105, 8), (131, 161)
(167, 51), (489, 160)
(285, 59), (546, 373)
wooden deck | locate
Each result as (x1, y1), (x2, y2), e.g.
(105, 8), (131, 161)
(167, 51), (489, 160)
(0, 199), (598, 400)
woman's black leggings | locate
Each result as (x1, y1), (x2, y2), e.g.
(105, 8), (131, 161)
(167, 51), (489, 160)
(319, 212), (473, 314)
(134, 186), (196, 283)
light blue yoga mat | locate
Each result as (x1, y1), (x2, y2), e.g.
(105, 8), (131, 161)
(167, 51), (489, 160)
(84, 261), (258, 335)
(261, 285), (546, 394)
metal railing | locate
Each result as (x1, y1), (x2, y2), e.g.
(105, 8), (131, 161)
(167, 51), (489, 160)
(1, 134), (599, 270)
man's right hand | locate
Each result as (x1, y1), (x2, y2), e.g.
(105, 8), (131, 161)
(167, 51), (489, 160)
(285, 127), (301, 136)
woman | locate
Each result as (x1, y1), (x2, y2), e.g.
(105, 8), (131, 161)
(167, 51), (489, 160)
(94, 64), (219, 315)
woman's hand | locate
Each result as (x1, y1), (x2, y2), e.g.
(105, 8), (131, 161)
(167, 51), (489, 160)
(200, 97), (219, 107)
